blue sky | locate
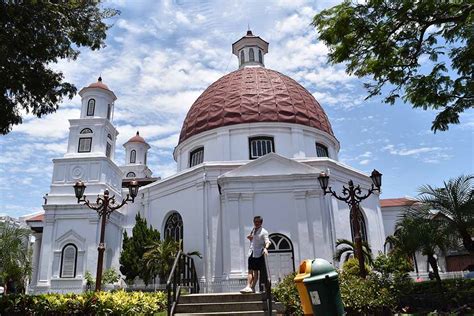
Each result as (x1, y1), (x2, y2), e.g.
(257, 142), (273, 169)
(0, 0), (473, 218)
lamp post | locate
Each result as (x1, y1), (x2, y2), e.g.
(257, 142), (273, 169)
(73, 180), (139, 291)
(318, 169), (382, 278)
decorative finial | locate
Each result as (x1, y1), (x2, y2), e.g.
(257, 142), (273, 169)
(98, 76), (102, 82)
(246, 29), (253, 36)
(136, 131), (139, 136)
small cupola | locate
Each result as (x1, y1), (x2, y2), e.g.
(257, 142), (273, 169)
(123, 131), (150, 166)
(78, 76), (117, 120)
(232, 30), (269, 68)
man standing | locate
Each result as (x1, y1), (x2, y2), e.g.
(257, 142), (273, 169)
(240, 216), (270, 293)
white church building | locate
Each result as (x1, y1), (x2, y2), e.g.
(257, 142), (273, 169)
(26, 31), (386, 294)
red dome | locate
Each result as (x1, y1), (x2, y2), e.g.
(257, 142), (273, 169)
(87, 77), (110, 90)
(179, 67), (334, 144)
(126, 131), (147, 144)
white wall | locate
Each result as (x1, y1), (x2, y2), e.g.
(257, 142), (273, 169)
(174, 122), (340, 172)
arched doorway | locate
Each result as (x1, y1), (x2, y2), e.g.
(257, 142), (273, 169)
(164, 212), (183, 246)
(267, 233), (295, 283)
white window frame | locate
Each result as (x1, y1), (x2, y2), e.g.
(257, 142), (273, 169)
(249, 137), (274, 159)
(78, 137), (92, 153)
(60, 244), (77, 278)
(189, 147), (204, 167)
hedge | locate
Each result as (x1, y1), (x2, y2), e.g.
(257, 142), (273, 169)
(0, 290), (167, 315)
(272, 272), (474, 315)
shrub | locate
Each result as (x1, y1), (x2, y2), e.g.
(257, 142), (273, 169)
(272, 272), (303, 316)
(399, 278), (474, 313)
(0, 290), (167, 315)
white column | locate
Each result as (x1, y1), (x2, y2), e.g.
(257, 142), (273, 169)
(31, 233), (43, 286)
(293, 191), (311, 264)
(223, 192), (242, 278)
(239, 193), (254, 275)
(36, 213), (54, 290)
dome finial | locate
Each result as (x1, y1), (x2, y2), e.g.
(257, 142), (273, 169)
(136, 131), (139, 136)
(98, 75), (102, 82)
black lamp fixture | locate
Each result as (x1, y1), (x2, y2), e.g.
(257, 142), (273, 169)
(317, 168), (382, 279)
(73, 179), (138, 291)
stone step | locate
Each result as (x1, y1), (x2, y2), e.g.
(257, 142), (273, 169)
(175, 302), (266, 313)
(180, 292), (263, 304)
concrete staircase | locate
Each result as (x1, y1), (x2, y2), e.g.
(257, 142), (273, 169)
(174, 292), (279, 315)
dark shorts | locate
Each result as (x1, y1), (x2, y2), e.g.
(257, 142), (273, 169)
(248, 254), (264, 271)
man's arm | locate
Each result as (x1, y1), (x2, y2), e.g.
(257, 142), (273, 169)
(263, 230), (270, 255)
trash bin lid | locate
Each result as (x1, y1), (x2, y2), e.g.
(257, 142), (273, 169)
(311, 258), (334, 274)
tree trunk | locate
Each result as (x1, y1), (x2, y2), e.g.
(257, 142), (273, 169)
(413, 253), (419, 274)
(427, 254), (441, 287)
(459, 229), (474, 253)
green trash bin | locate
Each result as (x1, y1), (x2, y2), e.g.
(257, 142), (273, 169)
(303, 258), (344, 316)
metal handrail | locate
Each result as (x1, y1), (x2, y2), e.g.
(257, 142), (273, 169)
(166, 250), (200, 316)
(261, 253), (272, 316)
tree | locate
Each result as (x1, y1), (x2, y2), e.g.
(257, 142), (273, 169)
(0, 222), (32, 293)
(334, 238), (373, 266)
(312, 1), (473, 132)
(417, 174), (474, 253)
(0, 1), (119, 134)
(119, 214), (160, 285)
(394, 209), (455, 285)
(143, 238), (180, 282)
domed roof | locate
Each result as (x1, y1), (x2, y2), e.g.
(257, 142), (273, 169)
(179, 67), (334, 144)
(125, 131), (148, 145)
(87, 76), (110, 90)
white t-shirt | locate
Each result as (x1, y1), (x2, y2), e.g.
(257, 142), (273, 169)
(248, 227), (269, 258)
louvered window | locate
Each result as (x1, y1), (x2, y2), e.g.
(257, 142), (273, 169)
(107, 104), (112, 120)
(189, 147), (204, 167)
(316, 143), (329, 158)
(87, 99), (95, 116)
(258, 50), (263, 63)
(249, 137), (274, 159)
(249, 48), (255, 61)
(60, 244), (77, 278)
(78, 137), (92, 153)
(130, 150), (136, 163)
(106, 142), (112, 158)
(240, 50), (245, 65)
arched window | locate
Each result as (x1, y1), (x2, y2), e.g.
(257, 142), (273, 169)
(130, 150), (136, 163)
(258, 50), (263, 63)
(87, 99), (95, 116)
(60, 244), (77, 278)
(249, 136), (275, 159)
(164, 212), (183, 243)
(268, 233), (295, 281)
(189, 147), (204, 167)
(126, 172), (136, 178)
(80, 128), (92, 134)
(350, 207), (368, 243)
(240, 50), (245, 65)
(106, 142), (112, 158)
(316, 143), (329, 158)
(249, 48), (255, 62)
(107, 104), (112, 120)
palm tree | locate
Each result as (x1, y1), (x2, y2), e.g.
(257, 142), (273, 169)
(385, 233), (419, 274)
(417, 175), (474, 253)
(394, 209), (455, 285)
(334, 238), (373, 266)
(143, 238), (180, 282)
(0, 221), (32, 293)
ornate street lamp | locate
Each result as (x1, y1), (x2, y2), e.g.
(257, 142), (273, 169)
(73, 179), (139, 291)
(318, 169), (382, 278)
